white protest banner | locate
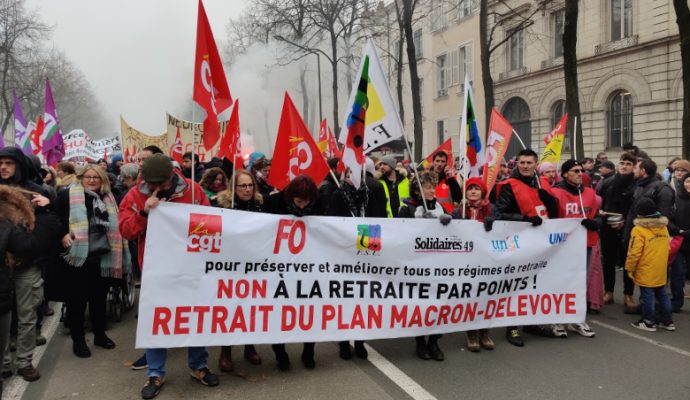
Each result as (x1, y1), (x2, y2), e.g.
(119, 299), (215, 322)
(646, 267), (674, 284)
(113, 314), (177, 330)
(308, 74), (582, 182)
(63, 129), (121, 160)
(136, 203), (586, 348)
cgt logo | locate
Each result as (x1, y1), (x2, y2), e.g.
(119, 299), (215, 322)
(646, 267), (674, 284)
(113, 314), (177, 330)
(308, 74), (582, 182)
(357, 224), (381, 255)
(549, 232), (569, 245)
(187, 213), (222, 253)
(491, 235), (520, 252)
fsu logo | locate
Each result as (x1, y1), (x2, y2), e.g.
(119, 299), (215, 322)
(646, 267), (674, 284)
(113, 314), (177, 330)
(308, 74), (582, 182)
(187, 213), (222, 253)
(357, 224), (381, 255)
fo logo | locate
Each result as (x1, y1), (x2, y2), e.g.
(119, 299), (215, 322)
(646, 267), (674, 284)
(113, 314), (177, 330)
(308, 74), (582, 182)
(357, 224), (381, 255)
(491, 235), (520, 252)
(187, 213), (222, 253)
(274, 219), (306, 254)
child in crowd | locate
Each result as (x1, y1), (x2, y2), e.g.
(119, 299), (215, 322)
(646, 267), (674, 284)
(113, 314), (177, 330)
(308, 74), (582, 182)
(625, 198), (675, 332)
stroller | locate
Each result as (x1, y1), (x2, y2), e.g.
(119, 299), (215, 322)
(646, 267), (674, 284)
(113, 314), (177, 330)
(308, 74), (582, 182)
(105, 243), (136, 322)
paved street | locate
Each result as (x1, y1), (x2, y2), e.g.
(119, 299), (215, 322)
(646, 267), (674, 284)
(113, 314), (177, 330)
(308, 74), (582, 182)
(4, 290), (690, 400)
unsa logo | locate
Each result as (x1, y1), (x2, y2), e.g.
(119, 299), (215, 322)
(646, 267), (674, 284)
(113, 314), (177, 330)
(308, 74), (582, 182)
(187, 213), (222, 253)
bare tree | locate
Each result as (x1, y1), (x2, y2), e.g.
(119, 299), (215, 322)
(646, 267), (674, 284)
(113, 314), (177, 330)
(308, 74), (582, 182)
(674, 0), (690, 159)
(401, 0), (423, 160)
(563, 0), (583, 158)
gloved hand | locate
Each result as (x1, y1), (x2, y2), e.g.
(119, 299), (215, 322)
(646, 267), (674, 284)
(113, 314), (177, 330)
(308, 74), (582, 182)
(422, 211), (436, 219)
(581, 218), (599, 231)
(439, 214), (452, 226)
(483, 216), (494, 232)
(526, 215), (543, 226)
(537, 188), (552, 202)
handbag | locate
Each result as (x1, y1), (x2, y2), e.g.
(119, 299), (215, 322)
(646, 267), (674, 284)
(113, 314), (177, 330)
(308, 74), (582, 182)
(88, 225), (111, 256)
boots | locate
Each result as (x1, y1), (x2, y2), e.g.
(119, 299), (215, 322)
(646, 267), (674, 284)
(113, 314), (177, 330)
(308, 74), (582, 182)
(244, 345), (262, 365)
(478, 329), (494, 350)
(427, 336), (444, 361)
(218, 346), (234, 372)
(415, 336), (430, 360)
(466, 330), (480, 352)
(603, 292), (614, 304)
(624, 295), (639, 314)
(338, 341), (352, 360)
(272, 344), (290, 371)
(301, 343), (315, 369)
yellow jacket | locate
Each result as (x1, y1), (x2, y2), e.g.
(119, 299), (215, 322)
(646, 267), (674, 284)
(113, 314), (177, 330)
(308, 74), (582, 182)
(625, 217), (670, 287)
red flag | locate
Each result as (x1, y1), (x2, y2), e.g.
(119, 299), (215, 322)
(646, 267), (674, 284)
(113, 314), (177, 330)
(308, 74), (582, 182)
(131, 145), (138, 163)
(544, 113), (568, 145)
(30, 117), (45, 155)
(217, 100), (241, 166)
(103, 148), (108, 162)
(124, 146), (131, 164)
(326, 125), (341, 159)
(422, 138), (453, 169)
(267, 92), (329, 190)
(169, 127), (184, 165)
(318, 118), (341, 159)
(193, 0), (233, 150)
(482, 109), (514, 196)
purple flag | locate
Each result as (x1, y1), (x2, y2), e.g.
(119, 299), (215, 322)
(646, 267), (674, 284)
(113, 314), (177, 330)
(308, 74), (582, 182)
(42, 79), (65, 165)
(13, 89), (31, 155)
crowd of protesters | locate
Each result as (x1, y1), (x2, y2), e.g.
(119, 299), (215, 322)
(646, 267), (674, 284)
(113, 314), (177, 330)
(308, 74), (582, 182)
(0, 140), (688, 399)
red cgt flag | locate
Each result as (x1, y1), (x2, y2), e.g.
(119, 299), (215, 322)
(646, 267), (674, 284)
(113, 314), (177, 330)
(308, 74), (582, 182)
(30, 117), (45, 155)
(217, 100), (241, 166)
(193, 0), (233, 150)
(169, 127), (185, 165)
(422, 138), (453, 169)
(482, 108), (513, 196)
(268, 92), (330, 191)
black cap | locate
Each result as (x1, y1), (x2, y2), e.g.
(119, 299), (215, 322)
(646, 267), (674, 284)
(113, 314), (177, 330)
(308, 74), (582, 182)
(600, 161), (616, 170)
(142, 154), (173, 183)
(636, 197), (659, 218)
(560, 159), (582, 177)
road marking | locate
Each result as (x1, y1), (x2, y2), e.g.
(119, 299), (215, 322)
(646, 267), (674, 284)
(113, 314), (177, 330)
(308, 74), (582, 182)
(590, 319), (690, 358)
(363, 343), (438, 400)
(3, 303), (61, 400)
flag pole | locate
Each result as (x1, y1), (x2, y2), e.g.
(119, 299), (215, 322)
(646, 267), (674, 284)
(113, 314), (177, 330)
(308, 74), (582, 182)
(572, 116), (586, 217)
(402, 137), (429, 213)
(231, 159), (236, 209)
(191, 104), (196, 205)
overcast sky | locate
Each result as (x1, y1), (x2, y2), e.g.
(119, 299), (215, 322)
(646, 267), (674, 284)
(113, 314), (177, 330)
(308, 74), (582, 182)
(26, 0), (247, 137)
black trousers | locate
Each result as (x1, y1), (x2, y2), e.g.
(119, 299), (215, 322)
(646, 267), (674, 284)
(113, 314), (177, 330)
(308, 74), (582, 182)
(66, 257), (107, 342)
(600, 224), (634, 295)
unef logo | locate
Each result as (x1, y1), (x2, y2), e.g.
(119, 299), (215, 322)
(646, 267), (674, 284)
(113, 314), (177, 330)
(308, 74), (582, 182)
(288, 137), (313, 180)
(187, 213), (222, 253)
(274, 219), (306, 254)
(491, 235), (520, 252)
(357, 224), (381, 255)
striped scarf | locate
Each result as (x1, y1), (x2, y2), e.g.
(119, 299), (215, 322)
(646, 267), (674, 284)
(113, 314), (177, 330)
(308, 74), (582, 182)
(64, 183), (129, 278)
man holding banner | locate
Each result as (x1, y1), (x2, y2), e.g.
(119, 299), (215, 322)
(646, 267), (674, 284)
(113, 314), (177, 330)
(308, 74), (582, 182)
(493, 149), (560, 346)
(118, 154), (217, 399)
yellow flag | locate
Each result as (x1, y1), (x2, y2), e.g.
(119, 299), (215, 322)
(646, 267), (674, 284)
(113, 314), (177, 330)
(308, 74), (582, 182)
(540, 113), (568, 163)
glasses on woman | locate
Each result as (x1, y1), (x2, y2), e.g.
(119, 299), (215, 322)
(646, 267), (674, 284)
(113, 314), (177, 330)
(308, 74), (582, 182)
(235, 183), (254, 189)
(82, 175), (101, 181)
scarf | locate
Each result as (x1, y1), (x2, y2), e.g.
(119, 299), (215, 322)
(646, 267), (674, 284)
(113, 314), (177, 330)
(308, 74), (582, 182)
(64, 183), (128, 278)
(341, 182), (369, 217)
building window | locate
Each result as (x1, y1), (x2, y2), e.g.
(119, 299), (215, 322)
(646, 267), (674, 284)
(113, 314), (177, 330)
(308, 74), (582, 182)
(457, 0), (473, 19)
(460, 43), (473, 82)
(502, 97), (531, 160)
(431, 0), (448, 31)
(553, 10), (564, 58)
(608, 91), (632, 148)
(611, 0), (632, 41)
(436, 54), (448, 96)
(413, 29), (423, 59)
(551, 100), (569, 151)
(508, 29), (524, 71)
(437, 120), (445, 145)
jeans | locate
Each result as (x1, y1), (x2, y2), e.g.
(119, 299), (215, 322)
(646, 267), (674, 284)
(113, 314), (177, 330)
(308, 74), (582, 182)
(146, 347), (208, 378)
(639, 286), (672, 324)
(3, 265), (42, 369)
(670, 252), (687, 310)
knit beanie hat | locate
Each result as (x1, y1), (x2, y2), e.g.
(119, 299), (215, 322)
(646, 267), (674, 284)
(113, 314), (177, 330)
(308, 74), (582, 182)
(560, 159), (582, 177)
(381, 155), (397, 169)
(142, 154), (173, 183)
(636, 197), (659, 218)
(465, 177), (487, 195)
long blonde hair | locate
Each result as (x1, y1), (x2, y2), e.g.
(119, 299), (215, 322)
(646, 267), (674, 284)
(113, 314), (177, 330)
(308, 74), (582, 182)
(76, 164), (111, 194)
(216, 170), (263, 208)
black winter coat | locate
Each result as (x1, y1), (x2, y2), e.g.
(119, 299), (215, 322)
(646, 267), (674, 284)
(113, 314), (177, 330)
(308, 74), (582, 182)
(623, 176), (677, 244)
(674, 183), (690, 254)
(597, 173), (635, 217)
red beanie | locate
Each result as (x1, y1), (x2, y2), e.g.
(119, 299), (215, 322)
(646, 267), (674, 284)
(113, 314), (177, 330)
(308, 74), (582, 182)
(465, 177), (487, 195)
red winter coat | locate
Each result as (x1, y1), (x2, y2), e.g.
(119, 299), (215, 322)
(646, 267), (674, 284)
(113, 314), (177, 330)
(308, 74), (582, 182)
(118, 172), (209, 269)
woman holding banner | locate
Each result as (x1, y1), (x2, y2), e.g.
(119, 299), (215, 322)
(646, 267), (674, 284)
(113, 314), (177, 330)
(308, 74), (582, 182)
(265, 175), (322, 370)
(453, 177), (496, 352)
(398, 171), (449, 361)
(214, 170), (263, 371)
(55, 164), (129, 358)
